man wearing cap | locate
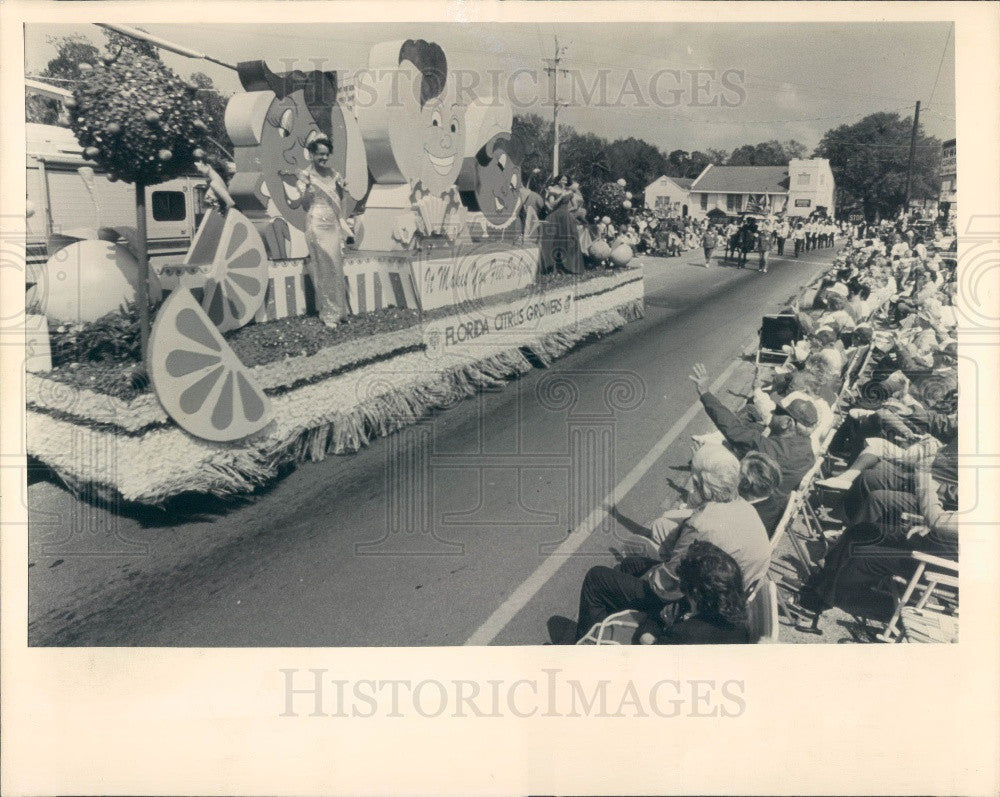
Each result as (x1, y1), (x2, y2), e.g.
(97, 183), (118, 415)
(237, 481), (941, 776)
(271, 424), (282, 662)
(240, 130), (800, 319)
(689, 363), (817, 536)
(573, 442), (769, 640)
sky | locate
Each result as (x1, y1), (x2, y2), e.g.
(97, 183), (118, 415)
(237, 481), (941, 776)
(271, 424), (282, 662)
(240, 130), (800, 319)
(24, 21), (956, 154)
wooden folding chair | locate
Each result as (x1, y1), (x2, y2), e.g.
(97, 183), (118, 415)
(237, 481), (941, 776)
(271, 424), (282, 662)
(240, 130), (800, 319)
(575, 609), (647, 645)
(877, 551), (959, 643)
(747, 580), (780, 643)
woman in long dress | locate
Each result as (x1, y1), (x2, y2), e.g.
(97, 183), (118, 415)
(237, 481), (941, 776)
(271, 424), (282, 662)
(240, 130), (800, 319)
(297, 136), (350, 327)
(539, 175), (584, 276)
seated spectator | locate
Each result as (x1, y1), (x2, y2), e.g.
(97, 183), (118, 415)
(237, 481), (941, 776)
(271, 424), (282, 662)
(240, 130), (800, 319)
(799, 440), (958, 615)
(639, 541), (756, 645)
(573, 443), (769, 641)
(738, 451), (784, 536)
(689, 363), (817, 536)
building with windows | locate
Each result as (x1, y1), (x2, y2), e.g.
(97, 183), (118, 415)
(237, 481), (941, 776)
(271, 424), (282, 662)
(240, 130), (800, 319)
(688, 158), (835, 218)
(939, 138), (956, 222)
(643, 175), (694, 216)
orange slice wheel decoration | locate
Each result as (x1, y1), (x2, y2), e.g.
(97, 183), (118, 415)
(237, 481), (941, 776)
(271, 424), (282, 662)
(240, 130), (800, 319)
(199, 209), (269, 333)
(150, 288), (273, 442)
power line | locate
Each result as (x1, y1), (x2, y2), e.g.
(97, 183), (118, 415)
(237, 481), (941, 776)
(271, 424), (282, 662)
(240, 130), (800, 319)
(927, 23), (953, 108)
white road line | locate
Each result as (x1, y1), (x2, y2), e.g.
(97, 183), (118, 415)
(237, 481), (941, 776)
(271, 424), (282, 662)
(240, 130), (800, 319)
(463, 357), (744, 645)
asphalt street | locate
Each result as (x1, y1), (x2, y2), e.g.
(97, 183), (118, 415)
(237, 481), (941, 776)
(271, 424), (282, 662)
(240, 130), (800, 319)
(27, 245), (837, 646)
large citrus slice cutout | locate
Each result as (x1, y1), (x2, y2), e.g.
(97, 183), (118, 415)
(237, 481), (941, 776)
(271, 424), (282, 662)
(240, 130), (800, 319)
(149, 287), (273, 442)
(187, 208), (268, 333)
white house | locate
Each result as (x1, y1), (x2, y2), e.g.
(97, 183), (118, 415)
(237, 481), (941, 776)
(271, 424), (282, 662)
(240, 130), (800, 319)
(688, 158), (835, 219)
(785, 158), (836, 218)
(643, 175), (694, 216)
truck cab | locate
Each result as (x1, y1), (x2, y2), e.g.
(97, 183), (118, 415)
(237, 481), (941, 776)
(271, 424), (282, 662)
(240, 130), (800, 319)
(26, 123), (206, 269)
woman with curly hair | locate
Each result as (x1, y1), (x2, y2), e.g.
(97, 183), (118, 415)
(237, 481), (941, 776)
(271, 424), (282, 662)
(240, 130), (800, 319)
(642, 540), (755, 645)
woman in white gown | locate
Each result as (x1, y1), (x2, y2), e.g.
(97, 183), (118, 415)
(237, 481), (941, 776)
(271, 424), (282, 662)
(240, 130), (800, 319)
(297, 136), (350, 327)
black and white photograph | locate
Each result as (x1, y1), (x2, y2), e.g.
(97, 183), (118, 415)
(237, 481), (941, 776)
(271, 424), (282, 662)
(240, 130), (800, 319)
(20, 18), (963, 647)
(2, 2), (998, 795)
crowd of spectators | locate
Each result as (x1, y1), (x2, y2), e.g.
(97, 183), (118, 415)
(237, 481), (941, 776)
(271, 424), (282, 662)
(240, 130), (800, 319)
(567, 217), (959, 644)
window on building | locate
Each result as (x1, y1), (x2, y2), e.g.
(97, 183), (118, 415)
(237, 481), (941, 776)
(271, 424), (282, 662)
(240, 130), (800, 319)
(797, 173), (811, 186)
(726, 194), (741, 212)
(700, 193), (708, 210)
(151, 191), (186, 222)
(655, 196), (669, 208)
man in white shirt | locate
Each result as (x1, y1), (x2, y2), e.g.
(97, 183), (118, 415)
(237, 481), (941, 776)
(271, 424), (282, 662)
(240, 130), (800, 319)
(793, 223), (806, 258)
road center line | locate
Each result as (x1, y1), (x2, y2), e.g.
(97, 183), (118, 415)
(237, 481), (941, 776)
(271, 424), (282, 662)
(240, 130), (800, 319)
(463, 356), (744, 645)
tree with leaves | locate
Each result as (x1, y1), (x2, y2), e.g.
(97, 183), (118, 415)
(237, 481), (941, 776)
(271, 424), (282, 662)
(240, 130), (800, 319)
(726, 139), (808, 166)
(512, 113), (554, 190)
(815, 112), (941, 220)
(68, 45), (211, 359)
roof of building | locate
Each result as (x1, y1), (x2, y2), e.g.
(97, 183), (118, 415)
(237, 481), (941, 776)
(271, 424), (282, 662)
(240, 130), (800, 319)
(690, 164), (791, 194)
(645, 175), (694, 192)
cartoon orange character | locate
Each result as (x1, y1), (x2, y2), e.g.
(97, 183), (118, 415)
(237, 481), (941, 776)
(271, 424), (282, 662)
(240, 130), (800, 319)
(358, 39), (466, 196)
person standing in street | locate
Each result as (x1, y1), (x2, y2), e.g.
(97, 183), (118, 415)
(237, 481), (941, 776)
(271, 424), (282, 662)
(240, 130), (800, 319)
(701, 225), (719, 267)
(776, 217), (789, 256)
(756, 224), (772, 273)
(793, 222), (805, 258)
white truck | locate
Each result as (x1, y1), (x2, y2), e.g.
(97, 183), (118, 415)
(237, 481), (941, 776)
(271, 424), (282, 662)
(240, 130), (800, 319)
(26, 123), (207, 269)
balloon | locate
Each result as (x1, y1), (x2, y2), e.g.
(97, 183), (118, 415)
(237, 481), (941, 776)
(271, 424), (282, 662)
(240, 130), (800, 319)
(588, 239), (612, 261)
(601, 216), (611, 225)
(625, 191), (633, 200)
(623, 200), (632, 209)
(36, 240), (162, 323)
(610, 244), (634, 267)
(616, 178), (627, 187)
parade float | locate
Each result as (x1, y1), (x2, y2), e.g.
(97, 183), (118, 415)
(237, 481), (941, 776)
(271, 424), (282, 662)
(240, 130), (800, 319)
(26, 38), (644, 504)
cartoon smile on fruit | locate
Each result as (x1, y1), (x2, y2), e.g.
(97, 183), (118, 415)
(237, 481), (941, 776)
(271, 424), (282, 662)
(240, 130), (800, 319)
(416, 97), (465, 193)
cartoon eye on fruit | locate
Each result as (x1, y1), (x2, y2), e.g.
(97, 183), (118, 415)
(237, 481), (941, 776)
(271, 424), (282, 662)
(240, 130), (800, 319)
(469, 134), (524, 228)
(149, 287), (272, 442)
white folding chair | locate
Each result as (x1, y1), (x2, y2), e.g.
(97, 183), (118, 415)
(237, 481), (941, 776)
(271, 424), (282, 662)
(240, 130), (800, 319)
(877, 551), (959, 643)
(575, 609), (647, 645)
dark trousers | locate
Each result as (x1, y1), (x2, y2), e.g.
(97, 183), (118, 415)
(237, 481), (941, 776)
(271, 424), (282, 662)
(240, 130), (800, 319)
(575, 556), (665, 640)
(842, 461), (930, 534)
(794, 239), (802, 257)
(776, 237), (785, 255)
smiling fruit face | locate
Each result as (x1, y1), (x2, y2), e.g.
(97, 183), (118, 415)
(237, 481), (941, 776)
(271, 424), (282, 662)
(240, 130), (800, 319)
(474, 133), (523, 228)
(226, 90), (320, 233)
(417, 99), (466, 195)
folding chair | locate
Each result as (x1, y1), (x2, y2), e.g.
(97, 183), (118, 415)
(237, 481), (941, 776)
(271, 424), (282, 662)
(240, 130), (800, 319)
(757, 314), (802, 365)
(767, 491), (819, 631)
(877, 551), (959, 643)
(747, 580), (780, 643)
(575, 609), (647, 645)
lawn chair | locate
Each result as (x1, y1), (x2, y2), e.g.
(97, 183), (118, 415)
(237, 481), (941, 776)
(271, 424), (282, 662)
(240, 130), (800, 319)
(877, 551), (959, 643)
(747, 580), (780, 643)
(576, 609), (647, 645)
(757, 314), (802, 365)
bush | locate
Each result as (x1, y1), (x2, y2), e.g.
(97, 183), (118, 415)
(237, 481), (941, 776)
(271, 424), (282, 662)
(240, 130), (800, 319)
(589, 182), (629, 225)
(49, 302), (144, 368)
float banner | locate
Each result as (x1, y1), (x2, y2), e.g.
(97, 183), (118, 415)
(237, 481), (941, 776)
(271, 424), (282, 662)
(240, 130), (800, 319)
(413, 244), (537, 311)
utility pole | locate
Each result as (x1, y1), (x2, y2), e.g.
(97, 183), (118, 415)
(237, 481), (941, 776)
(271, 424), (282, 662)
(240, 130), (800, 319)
(903, 99), (921, 214)
(543, 37), (569, 177)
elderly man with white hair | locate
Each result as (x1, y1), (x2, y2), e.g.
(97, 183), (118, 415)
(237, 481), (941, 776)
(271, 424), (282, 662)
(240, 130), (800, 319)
(574, 443), (770, 641)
